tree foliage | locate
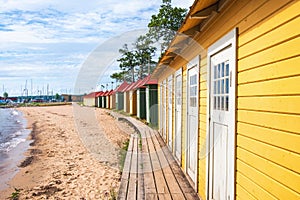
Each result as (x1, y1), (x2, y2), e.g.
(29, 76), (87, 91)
(147, 0), (187, 52)
(112, 0), (187, 84)
(3, 92), (8, 98)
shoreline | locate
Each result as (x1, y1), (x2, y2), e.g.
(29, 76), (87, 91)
(0, 105), (131, 199)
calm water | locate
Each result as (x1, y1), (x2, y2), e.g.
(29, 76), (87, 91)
(0, 108), (31, 190)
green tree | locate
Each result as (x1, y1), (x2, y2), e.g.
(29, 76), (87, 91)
(110, 71), (126, 83)
(55, 93), (60, 100)
(147, 0), (187, 53)
(117, 44), (138, 82)
(134, 35), (157, 78)
(3, 92), (8, 99)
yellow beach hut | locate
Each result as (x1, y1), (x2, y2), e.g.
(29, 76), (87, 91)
(152, 0), (300, 199)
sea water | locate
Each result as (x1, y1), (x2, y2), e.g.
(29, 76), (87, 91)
(0, 108), (31, 190)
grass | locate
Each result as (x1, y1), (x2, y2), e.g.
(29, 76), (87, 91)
(119, 139), (130, 172)
(10, 188), (20, 200)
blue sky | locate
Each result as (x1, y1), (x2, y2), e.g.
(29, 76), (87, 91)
(0, 0), (193, 96)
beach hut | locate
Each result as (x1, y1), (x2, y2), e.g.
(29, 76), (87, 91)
(136, 77), (148, 119)
(129, 81), (139, 115)
(101, 91), (108, 108)
(83, 92), (98, 107)
(145, 77), (158, 126)
(115, 82), (129, 110)
(151, 0), (300, 199)
(96, 91), (104, 108)
(109, 90), (116, 109)
(124, 82), (136, 113)
(105, 90), (113, 109)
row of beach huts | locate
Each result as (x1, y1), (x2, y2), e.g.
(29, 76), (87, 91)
(83, 75), (159, 126)
(84, 0), (300, 199)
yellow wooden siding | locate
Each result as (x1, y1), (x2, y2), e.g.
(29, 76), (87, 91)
(237, 149), (300, 199)
(198, 56), (207, 198)
(237, 122), (300, 155)
(235, 2), (300, 196)
(238, 56), (300, 84)
(236, 172), (277, 199)
(238, 96), (300, 114)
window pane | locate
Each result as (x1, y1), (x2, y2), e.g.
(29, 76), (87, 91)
(214, 96), (217, 110)
(217, 64), (220, 78)
(214, 81), (217, 94)
(225, 78), (229, 94)
(217, 80), (220, 94)
(214, 65), (217, 79)
(221, 62), (224, 77)
(221, 96), (224, 110)
(226, 63), (229, 76)
(221, 79), (224, 94)
(225, 95), (229, 111)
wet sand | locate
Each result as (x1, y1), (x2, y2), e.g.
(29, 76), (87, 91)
(0, 105), (132, 199)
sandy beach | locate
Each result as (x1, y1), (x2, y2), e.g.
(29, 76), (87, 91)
(0, 104), (132, 199)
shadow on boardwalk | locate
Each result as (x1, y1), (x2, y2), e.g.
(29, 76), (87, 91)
(110, 111), (200, 200)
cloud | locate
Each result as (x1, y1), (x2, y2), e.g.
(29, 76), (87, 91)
(0, 0), (194, 96)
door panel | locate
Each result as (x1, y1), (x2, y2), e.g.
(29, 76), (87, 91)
(175, 70), (182, 161)
(168, 76), (173, 151)
(162, 80), (167, 140)
(187, 58), (199, 184)
(208, 29), (237, 200)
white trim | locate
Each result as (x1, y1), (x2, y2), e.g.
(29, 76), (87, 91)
(167, 74), (173, 152)
(175, 67), (183, 164)
(206, 28), (237, 200)
(186, 55), (200, 190)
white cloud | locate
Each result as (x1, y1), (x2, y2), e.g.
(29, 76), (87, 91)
(0, 0), (194, 96)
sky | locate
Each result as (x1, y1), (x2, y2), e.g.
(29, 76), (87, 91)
(0, 0), (194, 97)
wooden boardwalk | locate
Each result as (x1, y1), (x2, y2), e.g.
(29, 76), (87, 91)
(111, 112), (200, 200)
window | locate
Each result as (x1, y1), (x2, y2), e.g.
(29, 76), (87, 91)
(213, 60), (229, 111)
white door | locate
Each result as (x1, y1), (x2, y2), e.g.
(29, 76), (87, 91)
(175, 68), (182, 162)
(167, 75), (173, 151)
(162, 80), (167, 140)
(208, 29), (236, 200)
(187, 57), (199, 184)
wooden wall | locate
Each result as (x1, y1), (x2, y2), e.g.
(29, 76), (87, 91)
(156, 0), (299, 199)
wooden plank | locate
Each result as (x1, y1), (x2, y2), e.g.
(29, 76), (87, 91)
(158, 194), (172, 200)
(239, 0), (299, 46)
(237, 109), (300, 134)
(156, 133), (198, 197)
(194, 0), (266, 48)
(238, 95), (300, 114)
(237, 159), (300, 199)
(238, 37), (300, 72)
(127, 136), (138, 200)
(239, 17), (300, 58)
(143, 130), (157, 195)
(236, 172), (277, 199)
(147, 131), (170, 194)
(118, 134), (134, 199)
(237, 122), (300, 154)
(238, 56), (300, 84)
(145, 193), (158, 200)
(239, 132), (300, 173)
(237, 148), (300, 195)
(137, 134), (144, 200)
(236, 183), (257, 200)
(238, 75), (300, 97)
